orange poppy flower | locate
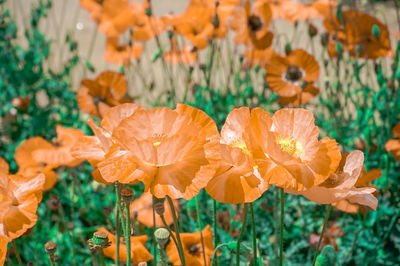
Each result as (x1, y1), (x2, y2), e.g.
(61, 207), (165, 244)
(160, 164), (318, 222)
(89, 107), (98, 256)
(72, 103), (145, 185)
(98, 104), (219, 199)
(77, 70), (134, 118)
(166, 225), (215, 266)
(287, 151), (378, 211)
(230, 0), (273, 49)
(0, 235), (7, 266)
(205, 107), (271, 204)
(32, 125), (85, 168)
(266, 49), (320, 97)
(324, 10), (391, 59)
(243, 46), (276, 68)
(332, 167), (382, 214)
(97, 227), (152, 264)
(130, 192), (179, 227)
(130, 0), (165, 42)
(104, 37), (143, 66)
(270, 0), (336, 24)
(15, 137), (58, 191)
(385, 122), (400, 161)
(164, 38), (198, 64)
(1, 159), (45, 240)
(253, 108), (341, 191)
(80, 0), (104, 23)
(278, 83), (320, 106)
(96, 0), (137, 37)
(162, 0), (214, 50)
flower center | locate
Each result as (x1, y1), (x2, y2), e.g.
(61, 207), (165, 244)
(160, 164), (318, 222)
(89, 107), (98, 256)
(230, 139), (251, 156)
(285, 65), (303, 82)
(151, 133), (168, 147)
(275, 134), (303, 157)
(248, 15), (263, 32)
(188, 244), (201, 256)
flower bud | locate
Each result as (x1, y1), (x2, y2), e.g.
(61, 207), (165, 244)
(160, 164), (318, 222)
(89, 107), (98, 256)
(44, 241), (57, 255)
(121, 187), (134, 204)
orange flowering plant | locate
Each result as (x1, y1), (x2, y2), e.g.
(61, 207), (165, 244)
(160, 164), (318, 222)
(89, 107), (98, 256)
(2, 0), (400, 265)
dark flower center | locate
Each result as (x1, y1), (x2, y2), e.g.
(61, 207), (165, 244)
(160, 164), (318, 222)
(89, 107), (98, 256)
(248, 15), (263, 32)
(285, 65), (303, 82)
(188, 244), (201, 256)
(96, 0), (104, 4)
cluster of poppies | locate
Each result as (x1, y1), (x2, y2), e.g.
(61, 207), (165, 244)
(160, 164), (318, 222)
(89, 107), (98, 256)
(68, 102), (380, 264)
(79, 0), (391, 107)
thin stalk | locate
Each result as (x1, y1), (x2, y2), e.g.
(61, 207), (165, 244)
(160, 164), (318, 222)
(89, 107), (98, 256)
(250, 203), (258, 266)
(195, 196), (207, 266)
(115, 182), (121, 265)
(98, 250), (106, 266)
(206, 40), (216, 89)
(160, 215), (180, 250)
(11, 241), (23, 266)
(159, 246), (168, 266)
(312, 205), (332, 266)
(213, 199), (219, 266)
(166, 196), (186, 266)
(125, 202), (132, 266)
(236, 204), (249, 266)
(279, 188), (285, 266)
(211, 242), (231, 266)
(152, 198), (157, 265)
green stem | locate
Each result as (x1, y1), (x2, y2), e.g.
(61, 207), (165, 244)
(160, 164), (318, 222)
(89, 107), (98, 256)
(206, 40), (216, 89)
(166, 196), (186, 266)
(11, 241), (23, 266)
(211, 242), (232, 266)
(250, 203), (258, 266)
(236, 204), (249, 266)
(279, 188), (285, 266)
(213, 199), (218, 248)
(125, 201), (132, 266)
(152, 197), (157, 265)
(158, 245), (168, 266)
(312, 205), (332, 266)
(160, 214), (180, 250)
(195, 196), (207, 266)
(98, 250), (106, 266)
(115, 182), (120, 266)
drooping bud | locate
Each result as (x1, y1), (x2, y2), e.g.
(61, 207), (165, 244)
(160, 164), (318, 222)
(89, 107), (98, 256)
(44, 241), (57, 255)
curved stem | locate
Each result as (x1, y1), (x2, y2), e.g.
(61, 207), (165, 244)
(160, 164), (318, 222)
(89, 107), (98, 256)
(195, 196), (207, 266)
(236, 204), (249, 266)
(160, 214), (179, 252)
(211, 242), (231, 266)
(312, 205), (332, 266)
(166, 196), (186, 266)
(279, 188), (285, 266)
(250, 203), (258, 266)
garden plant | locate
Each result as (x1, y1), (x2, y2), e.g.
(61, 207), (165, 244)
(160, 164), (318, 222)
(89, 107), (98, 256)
(1, 0), (400, 265)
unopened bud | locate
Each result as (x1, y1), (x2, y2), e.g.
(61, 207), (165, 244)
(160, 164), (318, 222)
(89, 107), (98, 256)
(44, 241), (57, 255)
(121, 187), (134, 203)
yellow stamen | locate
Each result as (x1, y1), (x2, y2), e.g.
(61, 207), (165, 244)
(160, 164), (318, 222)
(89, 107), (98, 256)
(275, 134), (303, 157)
(153, 141), (161, 147)
(230, 139), (251, 156)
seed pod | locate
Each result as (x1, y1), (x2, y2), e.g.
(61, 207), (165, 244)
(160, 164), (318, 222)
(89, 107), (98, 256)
(154, 228), (170, 248)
